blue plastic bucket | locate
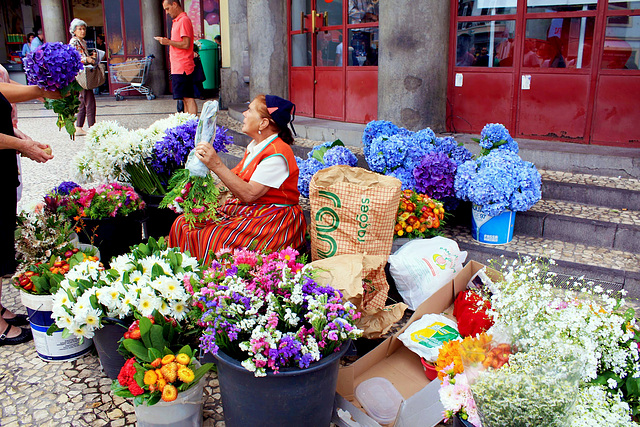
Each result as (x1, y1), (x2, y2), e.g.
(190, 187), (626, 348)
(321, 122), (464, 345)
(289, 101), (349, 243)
(471, 205), (516, 245)
(20, 292), (93, 362)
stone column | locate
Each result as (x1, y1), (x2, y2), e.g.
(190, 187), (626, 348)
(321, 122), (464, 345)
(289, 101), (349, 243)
(378, 0), (450, 132)
(141, 1), (167, 96)
(40, 0), (66, 43)
(246, 0), (288, 99)
(220, 0), (250, 107)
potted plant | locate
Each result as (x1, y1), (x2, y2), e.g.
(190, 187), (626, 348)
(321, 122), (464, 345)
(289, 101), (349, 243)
(51, 182), (147, 265)
(49, 237), (203, 378)
(454, 123), (542, 244)
(196, 247), (362, 427)
(13, 208), (98, 361)
(111, 312), (213, 426)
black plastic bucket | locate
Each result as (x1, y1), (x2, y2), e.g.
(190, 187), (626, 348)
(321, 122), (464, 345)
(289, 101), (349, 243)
(93, 318), (129, 379)
(215, 341), (350, 427)
(141, 194), (179, 240)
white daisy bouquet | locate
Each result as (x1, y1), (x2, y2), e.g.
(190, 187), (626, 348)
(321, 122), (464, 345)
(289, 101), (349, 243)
(50, 237), (203, 340)
(72, 113), (196, 183)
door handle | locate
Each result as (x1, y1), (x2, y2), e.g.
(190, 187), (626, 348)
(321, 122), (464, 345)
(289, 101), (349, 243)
(323, 12), (328, 27)
(301, 12), (306, 33)
(311, 10), (317, 34)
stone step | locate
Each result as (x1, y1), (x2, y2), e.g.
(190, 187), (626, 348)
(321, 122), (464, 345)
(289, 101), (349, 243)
(516, 199), (640, 253)
(540, 169), (640, 210)
(392, 226), (640, 298)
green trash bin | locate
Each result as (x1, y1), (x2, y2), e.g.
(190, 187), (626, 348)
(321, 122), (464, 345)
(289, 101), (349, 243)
(198, 39), (220, 90)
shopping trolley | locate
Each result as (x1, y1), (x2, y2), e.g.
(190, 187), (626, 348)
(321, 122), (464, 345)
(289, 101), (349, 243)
(109, 55), (156, 101)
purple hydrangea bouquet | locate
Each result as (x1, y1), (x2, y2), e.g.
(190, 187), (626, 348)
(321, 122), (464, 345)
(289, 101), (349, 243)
(160, 101), (233, 228)
(23, 42), (83, 139)
(196, 247), (362, 377)
(296, 140), (358, 197)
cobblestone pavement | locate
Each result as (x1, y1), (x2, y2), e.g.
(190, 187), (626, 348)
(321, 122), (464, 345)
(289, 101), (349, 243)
(4, 95), (637, 426)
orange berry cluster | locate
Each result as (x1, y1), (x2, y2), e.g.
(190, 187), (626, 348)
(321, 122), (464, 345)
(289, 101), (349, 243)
(395, 189), (446, 238)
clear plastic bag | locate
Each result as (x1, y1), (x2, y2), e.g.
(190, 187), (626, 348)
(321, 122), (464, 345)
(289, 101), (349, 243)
(184, 100), (219, 178)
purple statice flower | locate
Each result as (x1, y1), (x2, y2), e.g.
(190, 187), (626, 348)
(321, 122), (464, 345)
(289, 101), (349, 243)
(150, 119), (198, 175)
(52, 181), (80, 196)
(413, 152), (457, 200)
(23, 42), (82, 91)
(323, 146), (358, 167)
(362, 120), (400, 158)
(210, 125), (234, 153)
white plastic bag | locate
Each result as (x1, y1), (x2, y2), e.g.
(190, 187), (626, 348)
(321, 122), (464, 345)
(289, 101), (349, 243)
(184, 100), (219, 177)
(389, 237), (467, 310)
(397, 313), (460, 362)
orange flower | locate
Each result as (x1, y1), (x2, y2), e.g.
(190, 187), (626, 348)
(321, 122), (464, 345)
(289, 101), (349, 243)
(161, 354), (176, 365)
(435, 340), (464, 380)
(161, 384), (178, 402)
(175, 353), (191, 365)
(143, 370), (158, 385)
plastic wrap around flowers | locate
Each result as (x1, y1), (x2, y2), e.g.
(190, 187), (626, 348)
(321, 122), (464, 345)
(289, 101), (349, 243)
(197, 247), (363, 377)
(454, 147), (541, 217)
(296, 140), (358, 198)
(23, 42), (83, 139)
(161, 101), (232, 228)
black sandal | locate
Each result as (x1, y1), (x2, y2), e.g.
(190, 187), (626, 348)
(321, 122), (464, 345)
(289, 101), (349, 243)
(0, 323), (32, 346)
(0, 307), (29, 326)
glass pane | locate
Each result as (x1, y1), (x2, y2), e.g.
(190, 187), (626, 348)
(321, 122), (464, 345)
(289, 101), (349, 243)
(291, 33), (311, 66)
(603, 15), (640, 69)
(348, 0), (379, 24)
(291, 0), (311, 31)
(104, 0), (124, 56)
(456, 21), (516, 67)
(317, 30), (343, 66)
(609, 1), (640, 10)
(318, 0), (343, 26)
(124, 0), (143, 56)
(348, 28), (378, 66)
(458, 0), (517, 16)
(524, 17), (595, 68)
(527, 1), (596, 13)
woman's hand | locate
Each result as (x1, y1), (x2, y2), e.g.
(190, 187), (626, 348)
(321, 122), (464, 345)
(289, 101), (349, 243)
(20, 139), (53, 163)
(40, 88), (62, 99)
(194, 141), (223, 172)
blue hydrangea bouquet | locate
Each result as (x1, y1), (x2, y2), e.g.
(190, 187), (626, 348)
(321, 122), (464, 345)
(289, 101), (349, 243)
(454, 123), (542, 217)
(23, 42), (83, 139)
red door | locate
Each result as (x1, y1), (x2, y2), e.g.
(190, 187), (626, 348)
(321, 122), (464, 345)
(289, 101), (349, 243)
(289, 0), (378, 123)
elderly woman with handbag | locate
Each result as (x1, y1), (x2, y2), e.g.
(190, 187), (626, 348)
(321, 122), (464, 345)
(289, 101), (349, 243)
(69, 18), (98, 136)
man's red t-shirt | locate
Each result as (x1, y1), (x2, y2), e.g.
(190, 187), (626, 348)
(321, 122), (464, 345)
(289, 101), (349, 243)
(170, 12), (194, 75)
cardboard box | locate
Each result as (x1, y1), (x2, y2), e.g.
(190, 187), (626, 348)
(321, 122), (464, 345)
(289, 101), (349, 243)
(333, 261), (488, 427)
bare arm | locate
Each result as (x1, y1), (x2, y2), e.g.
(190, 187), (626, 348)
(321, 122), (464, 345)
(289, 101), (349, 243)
(155, 36), (191, 50)
(0, 133), (52, 163)
(194, 141), (269, 203)
(0, 83), (61, 103)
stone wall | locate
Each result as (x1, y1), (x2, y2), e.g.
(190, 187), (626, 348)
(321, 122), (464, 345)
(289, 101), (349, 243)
(221, 0), (251, 107)
(378, 0), (450, 132)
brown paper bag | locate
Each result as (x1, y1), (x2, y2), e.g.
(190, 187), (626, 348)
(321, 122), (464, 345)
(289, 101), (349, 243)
(309, 166), (402, 261)
(311, 254), (408, 338)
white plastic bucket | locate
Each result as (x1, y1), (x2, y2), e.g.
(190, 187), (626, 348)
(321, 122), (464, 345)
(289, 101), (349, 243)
(134, 365), (206, 427)
(20, 292), (93, 362)
(471, 205), (516, 245)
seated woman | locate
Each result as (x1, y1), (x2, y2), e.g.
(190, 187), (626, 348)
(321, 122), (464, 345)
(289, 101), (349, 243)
(168, 95), (307, 263)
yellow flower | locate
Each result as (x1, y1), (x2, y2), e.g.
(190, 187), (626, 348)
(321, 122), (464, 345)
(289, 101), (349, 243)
(178, 366), (195, 383)
(175, 353), (191, 365)
(143, 370), (158, 385)
(161, 354), (176, 365)
(435, 340), (464, 381)
(160, 362), (178, 383)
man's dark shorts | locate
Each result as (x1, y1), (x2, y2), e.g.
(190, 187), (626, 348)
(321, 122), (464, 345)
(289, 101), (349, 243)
(171, 72), (195, 100)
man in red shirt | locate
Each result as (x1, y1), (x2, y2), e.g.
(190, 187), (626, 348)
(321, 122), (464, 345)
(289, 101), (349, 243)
(156, 0), (197, 115)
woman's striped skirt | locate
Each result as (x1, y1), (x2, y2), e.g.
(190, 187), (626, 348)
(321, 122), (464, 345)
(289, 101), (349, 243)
(168, 200), (307, 264)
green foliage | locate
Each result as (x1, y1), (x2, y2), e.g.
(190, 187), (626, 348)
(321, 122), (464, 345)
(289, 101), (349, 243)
(44, 81), (82, 140)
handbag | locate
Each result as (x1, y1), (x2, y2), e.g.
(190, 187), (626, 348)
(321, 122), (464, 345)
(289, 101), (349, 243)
(76, 63), (106, 90)
(192, 56), (206, 83)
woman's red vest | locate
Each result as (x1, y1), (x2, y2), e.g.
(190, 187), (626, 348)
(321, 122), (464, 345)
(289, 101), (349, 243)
(230, 136), (300, 205)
